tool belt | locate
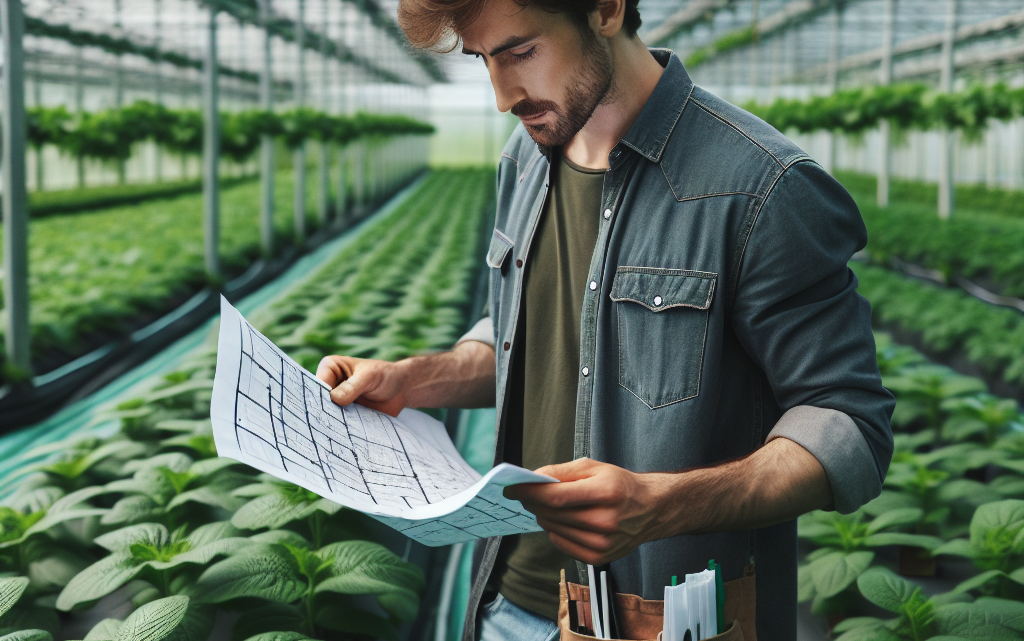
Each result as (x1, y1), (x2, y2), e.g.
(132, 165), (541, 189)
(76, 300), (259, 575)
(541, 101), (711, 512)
(557, 566), (757, 641)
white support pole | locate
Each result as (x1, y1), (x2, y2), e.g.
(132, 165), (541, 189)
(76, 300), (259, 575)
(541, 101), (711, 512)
(317, 0), (330, 225)
(33, 69), (43, 192)
(937, 0), (958, 219)
(293, 0), (307, 245)
(2, 0), (32, 379)
(154, 0), (164, 182)
(259, 0), (275, 257)
(114, 0), (126, 184)
(877, 0), (895, 207)
(823, 1), (842, 176)
(203, 5), (221, 280)
(76, 46), (85, 188)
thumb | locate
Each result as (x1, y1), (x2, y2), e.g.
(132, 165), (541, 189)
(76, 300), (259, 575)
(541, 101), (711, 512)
(533, 457), (599, 482)
(330, 373), (370, 407)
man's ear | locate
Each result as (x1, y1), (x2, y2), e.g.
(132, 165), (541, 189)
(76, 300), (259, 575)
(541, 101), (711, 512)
(594, 0), (625, 38)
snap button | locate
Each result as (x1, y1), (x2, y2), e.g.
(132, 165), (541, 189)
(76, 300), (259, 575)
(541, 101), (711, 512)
(653, 295), (663, 306)
(603, 208), (612, 219)
(503, 341), (511, 351)
(516, 259), (523, 268)
(519, 174), (525, 182)
(581, 366), (590, 377)
(589, 281), (597, 291)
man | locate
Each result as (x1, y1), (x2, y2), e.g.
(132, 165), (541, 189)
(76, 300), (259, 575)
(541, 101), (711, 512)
(315, 0), (895, 638)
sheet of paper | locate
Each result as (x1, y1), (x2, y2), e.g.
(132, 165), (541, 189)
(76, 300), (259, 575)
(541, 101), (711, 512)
(211, 296), (556, 546)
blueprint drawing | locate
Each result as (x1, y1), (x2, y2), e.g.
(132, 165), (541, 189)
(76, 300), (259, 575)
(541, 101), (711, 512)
(211, 297), (555, 546)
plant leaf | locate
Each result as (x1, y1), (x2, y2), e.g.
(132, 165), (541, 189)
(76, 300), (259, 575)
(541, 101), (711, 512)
(951, 570), (1006, 594)
(0, 577), (29, 619)
(934, 538), (978, 559)
(94, 524), (170, 552)
(856, 567), (918, 614)
(864, 533), (944, 550)
(865, 508), (924, 535)
(188, 546), (305, 605)
(808, 550), (874, 600)
(231, 494), (312, 531)
(241, 634), (314, 641)
(112, 595), (189, 641)
(101, 496), (160, 526)
(0, 631), (54, 641)
(934, 600), (1024, 638)
(56, 552), (142, 611)
(84, 619), (123, 641)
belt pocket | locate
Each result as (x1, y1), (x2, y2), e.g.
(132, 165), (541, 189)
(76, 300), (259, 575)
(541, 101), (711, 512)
(609, 267), (716, 409)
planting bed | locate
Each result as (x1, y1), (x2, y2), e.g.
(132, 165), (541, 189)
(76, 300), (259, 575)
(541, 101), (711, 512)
(0, 168), (494, 641)
(0, 170), (321, 386)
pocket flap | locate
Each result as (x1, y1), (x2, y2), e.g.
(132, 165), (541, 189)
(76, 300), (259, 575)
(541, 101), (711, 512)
(609, 268), (717, 312)
(486, 229), (514, 270)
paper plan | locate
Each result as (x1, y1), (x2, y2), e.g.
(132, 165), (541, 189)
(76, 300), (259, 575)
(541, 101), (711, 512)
(211, 296), (555, 546)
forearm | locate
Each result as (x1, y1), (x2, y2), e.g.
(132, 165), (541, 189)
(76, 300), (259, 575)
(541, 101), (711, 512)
(649, 437), (832, 539)
(395, 339), (496, 409)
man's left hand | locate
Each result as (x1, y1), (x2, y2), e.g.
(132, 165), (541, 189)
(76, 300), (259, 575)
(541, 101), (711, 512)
(503, 458), (666, 565)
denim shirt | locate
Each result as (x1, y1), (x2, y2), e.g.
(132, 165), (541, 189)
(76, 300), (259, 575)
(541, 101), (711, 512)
(458, 49), (895, 640)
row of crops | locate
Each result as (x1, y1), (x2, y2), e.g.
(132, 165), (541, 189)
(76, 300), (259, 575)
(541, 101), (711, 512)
(28, 103), (434, 170)
(0, 168), (494, 641)
(0, 126), (429, 388)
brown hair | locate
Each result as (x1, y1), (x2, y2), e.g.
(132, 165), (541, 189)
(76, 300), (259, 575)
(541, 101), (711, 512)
(398, 0), (642, 52)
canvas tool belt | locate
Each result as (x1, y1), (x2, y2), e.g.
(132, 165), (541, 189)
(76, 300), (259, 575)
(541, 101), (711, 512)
(557, 566), (757, 641)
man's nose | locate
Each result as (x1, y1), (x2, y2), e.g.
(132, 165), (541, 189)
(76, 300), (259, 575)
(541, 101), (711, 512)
(489, 70), (524, 114)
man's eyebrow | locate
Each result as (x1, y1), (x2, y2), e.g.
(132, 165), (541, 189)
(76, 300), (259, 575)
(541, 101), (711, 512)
(461, 34), (534, 58)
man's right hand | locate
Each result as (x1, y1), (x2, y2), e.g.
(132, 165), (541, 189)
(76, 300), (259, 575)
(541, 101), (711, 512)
(316, 355), (407, 417)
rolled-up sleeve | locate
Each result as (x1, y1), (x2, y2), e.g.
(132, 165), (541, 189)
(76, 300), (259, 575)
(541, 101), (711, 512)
(731, 160), (895, 514)
(455, 316), (494, 349)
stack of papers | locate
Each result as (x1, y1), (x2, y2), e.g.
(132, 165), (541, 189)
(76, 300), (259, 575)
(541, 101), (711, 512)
(663, 569), (718, 641)
(210, 297), (557, 547)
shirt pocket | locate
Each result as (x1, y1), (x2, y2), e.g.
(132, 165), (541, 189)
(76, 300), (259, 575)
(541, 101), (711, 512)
(486, 228), (515, 273)
(609, 267), (717, 409)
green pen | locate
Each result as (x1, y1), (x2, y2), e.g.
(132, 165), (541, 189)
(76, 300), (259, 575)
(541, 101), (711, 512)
(708, 559), (725, 635)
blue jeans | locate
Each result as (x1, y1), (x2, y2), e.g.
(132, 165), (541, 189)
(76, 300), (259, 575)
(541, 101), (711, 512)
(478, 593), (559, 641)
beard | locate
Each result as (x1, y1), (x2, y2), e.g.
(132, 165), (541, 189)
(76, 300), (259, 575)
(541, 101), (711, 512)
(510, 26), (614, 148)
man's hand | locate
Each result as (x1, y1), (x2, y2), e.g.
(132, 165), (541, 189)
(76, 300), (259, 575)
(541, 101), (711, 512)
(503, 458), (665, 565)
(505, 438), (832, 566)
(316, 355), (407, 417)
(315, 340), (497, 415)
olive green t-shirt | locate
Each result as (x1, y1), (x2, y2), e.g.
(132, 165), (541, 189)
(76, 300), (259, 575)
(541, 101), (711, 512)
(495, 148), (607, 620)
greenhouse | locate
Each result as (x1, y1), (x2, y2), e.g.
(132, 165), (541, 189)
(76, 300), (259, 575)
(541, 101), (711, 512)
(0, 0), (1022, 639)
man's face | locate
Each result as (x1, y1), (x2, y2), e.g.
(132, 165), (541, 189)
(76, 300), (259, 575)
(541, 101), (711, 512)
(461, 0), (613, 147)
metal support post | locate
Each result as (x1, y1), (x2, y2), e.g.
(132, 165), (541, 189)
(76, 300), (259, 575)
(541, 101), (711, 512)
(937, 0), (958, 219)
(203, 6), (221, 280)
(317, 0), (330, 225)
(2, 0), (32, 379)
(259, 0), (275, 257)
(877, 0), (895, 206)
(820, 3), (842, 176)
(293, 0), (307, 245)
(75, 46), (85, 189)
(33, 69), (43, 191)
(154, 0), (164, 182)
(114, 0), (126, 184)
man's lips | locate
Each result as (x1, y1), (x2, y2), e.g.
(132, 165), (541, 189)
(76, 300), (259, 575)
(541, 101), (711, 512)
(518, 111), (548, 125)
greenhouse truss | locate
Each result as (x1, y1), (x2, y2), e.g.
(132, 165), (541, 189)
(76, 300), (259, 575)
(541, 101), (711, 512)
(0, 0), (1023, 640)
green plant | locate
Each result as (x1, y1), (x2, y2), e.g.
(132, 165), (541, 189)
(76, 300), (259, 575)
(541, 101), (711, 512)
(798, 508), (943, 613)
(883, 365), (986, 442)
(933, 500), (1024, 600)
(188, 535), (423, 641)
(835, 567), (1024, 640)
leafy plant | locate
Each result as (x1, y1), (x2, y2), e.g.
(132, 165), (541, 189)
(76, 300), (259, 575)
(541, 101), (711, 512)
(933, 500), (1024, 599)
(834, 567), (1024, 640)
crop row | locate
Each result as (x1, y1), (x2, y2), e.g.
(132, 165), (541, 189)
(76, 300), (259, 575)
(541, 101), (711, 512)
(0, 168), (494, 641)
(743, 82), (1024, 138)
(835, 172), (1022, 222)
(0, 171), (321, 386)
(851, 261), (1024, 391)
(29, 102), (434, 164)
(800, 333), (1024, 640)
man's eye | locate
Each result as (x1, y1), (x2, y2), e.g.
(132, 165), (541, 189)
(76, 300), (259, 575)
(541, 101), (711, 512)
(510, 46), (537, 61)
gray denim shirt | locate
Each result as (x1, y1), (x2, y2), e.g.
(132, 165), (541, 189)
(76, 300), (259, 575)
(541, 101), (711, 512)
(457, 49), (895, 640)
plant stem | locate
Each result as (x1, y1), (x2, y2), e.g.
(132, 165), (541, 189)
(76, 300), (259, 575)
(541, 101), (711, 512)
(305, 578), (316, 636)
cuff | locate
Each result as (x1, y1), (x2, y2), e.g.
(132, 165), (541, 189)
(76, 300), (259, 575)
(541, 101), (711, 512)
(455, 317), (495, 349)
(766, 405), (881, 514)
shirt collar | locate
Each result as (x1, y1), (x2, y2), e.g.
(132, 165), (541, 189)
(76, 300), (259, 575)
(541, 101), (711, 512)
(618, 48), (693, 163)
(534, 48), (693, 164)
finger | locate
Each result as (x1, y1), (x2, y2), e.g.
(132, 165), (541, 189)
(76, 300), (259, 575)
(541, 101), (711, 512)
(316, 356), (347, 388)
(506, 476), (611, 510)
(533, 458), (601, 482)
(355, 395), (404, 418)
(330, 373), (371, 407)
(524, 505), (619, 534)
(537, 517), (613, 565)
